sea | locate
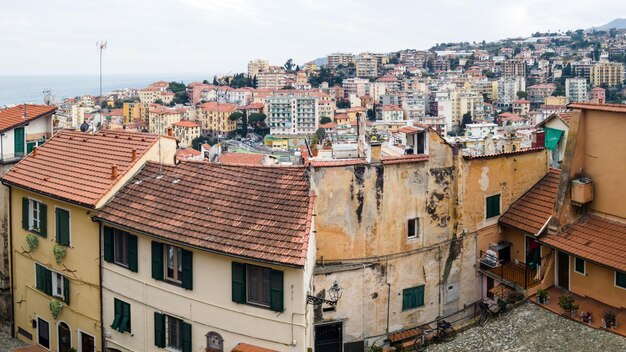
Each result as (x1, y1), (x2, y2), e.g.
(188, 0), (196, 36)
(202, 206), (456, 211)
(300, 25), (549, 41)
(0, 73), (213, 107)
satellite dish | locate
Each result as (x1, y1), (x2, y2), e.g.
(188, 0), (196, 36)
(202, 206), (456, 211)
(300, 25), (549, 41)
(43, 89), (54, 105)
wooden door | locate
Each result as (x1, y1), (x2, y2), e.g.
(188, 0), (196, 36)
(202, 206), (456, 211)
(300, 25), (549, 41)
(557, 251), (569, 290)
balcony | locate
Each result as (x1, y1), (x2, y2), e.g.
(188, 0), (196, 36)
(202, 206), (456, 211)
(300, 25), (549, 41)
(479, 250), (541, 290)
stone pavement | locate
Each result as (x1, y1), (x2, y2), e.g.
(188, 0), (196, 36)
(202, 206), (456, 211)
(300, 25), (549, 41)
(0, 331), (27, 351)
(427, 302), (626, 352)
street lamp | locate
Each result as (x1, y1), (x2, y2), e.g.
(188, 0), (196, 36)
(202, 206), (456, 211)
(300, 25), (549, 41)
(307, 281), (343, 307)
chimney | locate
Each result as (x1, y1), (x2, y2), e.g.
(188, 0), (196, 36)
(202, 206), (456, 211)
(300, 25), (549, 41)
(22, 104), (27, 119)
(370, 142), (382, 163)
(131, 149), (137, 161)
(32, 146), (38, 157)
(167, 127), (173, 137)
(111, 164), (119, 179)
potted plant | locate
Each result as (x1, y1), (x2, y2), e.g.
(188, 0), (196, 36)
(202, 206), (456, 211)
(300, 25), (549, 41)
(602, 309), (617, 329)
(26, 233), (39, 252)
(49, 299), (63, 320)
(536, 288), (549, 304)
(558, 294), (578, 317)
(53, 244), (67, 264)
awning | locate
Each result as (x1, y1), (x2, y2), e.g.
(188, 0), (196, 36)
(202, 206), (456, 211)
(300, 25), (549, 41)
(544, 127), (564, 150)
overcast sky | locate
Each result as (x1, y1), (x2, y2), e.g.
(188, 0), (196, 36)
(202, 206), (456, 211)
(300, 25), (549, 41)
(1, 0), (624, 76)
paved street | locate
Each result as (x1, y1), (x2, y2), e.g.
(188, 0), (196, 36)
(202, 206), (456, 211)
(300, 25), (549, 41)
(0, 331), (27, 351)
(428, 302), (626, 352)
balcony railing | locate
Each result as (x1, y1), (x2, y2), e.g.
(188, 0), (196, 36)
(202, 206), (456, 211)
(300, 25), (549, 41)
(478, 250), (541, 290)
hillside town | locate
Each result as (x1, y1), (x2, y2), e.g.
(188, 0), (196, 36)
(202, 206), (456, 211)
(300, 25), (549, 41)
(0, 21), (626, 352)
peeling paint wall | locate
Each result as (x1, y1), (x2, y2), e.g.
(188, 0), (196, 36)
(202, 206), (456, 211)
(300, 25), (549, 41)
(310, 132), (480, 345)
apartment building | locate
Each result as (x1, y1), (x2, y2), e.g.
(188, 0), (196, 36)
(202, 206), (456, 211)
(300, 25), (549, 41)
(565, 78), (589, 103)
(147, 106), (186, 135)
(381, 105), (404, 121)
(247, 59), (269, 78)
(327, 53), (355, 68)
(342, 78), (370, 98)
(355, 53), (378, 78)
(267, 93), (318, 135)
(497, 76), (526, 107)
(256, 67), (288, 89)
(172, 120), (201, 147)
(589, 62), (624, 87)
(501, 59), (526, 77)
(197, 102), (238, 137)
(527, 84), (557, 107)
(138, 88), (174, 105)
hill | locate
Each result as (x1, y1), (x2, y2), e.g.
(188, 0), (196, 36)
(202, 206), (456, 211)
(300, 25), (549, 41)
(592, 18), (626, 30)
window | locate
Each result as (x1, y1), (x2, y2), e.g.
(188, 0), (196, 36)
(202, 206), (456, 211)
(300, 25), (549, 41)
(151, 241), (193, 290)
(486, 194), (501, 219)
(407, 218), (420, 239)
(574, 257), (586, 275)
(22, 198), (47, 236)
(154, 312), (191, 352)
(402, 285), (425, 311)
(616, 271), (626, 289)
(103, 226), (138, 272)
(111, 298), (131, 333)
(35, 263), (69, 304)
(232, 262), (283, 312)
(55, 208), (70, 246)
(37, 317), (50, 349)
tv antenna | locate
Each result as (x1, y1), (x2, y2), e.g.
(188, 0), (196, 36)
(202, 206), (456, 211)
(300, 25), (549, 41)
(96, 41), (108, 103)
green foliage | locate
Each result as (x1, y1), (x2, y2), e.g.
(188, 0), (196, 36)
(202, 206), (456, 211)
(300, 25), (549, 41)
(315, 128), (326, 143)
(483, 70), (495, 79)
(248, 113), (267, 126)
(284, 58), (295, 72)
(516, 91), (527, 99)
(229, 111), (244, 121)
(228, 73), (254, 88)
(154, 99), (164, 105)
(336, 99), (350, 109)
(50, 299), (63, 320)
(558, 294), (578, 311)
(367, 108), (376, 122)
(26, 233), (38, 251)
(461, 112), (473, 129)
(53, 244), (67, 264)
(320, 117), (332, 125)
(174, 91), (189, 104)
(191, 136), (217, 151)
(168, 81), (186, 93)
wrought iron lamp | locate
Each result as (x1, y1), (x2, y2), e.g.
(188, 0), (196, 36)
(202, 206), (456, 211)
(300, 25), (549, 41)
(307, 281), (343, 307)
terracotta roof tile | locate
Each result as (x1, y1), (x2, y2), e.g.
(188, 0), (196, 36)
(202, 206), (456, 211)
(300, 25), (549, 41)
(381, 154), (429, 165)
(462, 147), (545, 160)
(95, 161), (313, 267)
(175, 148), (202, 160)
(568, 102), (626, 113)
(541, 215), (626, 271)
(232, 343), (277, 352)
(172, 120), (200, 128)
(2, 130), (159, 207)
(499, 169), (560, 234)
(0, 104), (56, 133)
(219, 153), (265, 165)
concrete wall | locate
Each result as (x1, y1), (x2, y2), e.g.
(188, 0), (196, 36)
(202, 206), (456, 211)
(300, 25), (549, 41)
(311, 132), (481, 345)
(568, 257), (626, 309)
(103, 229), (313, 352)
(11, 188), (101, 350)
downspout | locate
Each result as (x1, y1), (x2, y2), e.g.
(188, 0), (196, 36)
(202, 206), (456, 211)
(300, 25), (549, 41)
(362, 263), (366, 341)
(8, 186), (14, 337)
(438, 245), (443, 318)
(98, 222), (105, 352)
(385, 258), (390, 333)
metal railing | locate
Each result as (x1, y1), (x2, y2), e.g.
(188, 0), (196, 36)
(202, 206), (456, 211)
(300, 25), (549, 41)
(479, 250), (541, 290)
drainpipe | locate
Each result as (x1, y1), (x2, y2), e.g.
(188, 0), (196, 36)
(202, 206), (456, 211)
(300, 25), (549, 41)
(385, 258), (390, 333)
(98, 222), (105, 352)
(8, 187), (14, 337)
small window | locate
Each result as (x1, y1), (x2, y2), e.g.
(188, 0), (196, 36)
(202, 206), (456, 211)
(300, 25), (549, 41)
(616, 271), (626, 289)
(407, 218), (419, 239)
(402, 285), (425, 311)
(52, 271), (64, 299)
(486, 194), (501, 219)
(30, 199), (41, 231)
(114, 230), (129, 267)
(111, 298), (131, 333)
(166, 315), (182, 350)
(574, 257), (586, 275)
(165, 245), (183, 283)
(247, 265), (271, 307)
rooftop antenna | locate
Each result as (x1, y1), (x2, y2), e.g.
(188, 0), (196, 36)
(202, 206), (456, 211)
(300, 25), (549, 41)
(97, 41), (107, 104)
(43, 89), (54, 105)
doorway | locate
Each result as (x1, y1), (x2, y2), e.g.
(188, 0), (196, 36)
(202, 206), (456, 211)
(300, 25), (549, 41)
(37, 317), (50, 349)
(79, 331), (95, 352)
(58, 322), (71, 352)
(557, 251), (569, 290)
(315, 322), (343, 352)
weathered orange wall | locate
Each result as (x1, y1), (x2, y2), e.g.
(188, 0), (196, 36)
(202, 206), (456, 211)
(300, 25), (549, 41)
(569, 259), (626, 309)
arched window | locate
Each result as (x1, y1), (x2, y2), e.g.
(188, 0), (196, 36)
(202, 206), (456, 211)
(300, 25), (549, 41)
(206, 332), (224, 352)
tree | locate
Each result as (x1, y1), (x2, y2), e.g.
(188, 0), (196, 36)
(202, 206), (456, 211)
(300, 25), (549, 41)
(320, 117), (332, 125)
(284, 58), (295, 72)
(315, 128), (326, 143)
(168, 81), (186, 93)
(174, 91), (189, 105)
(191, 135), (217, 151)
(461, 112), (473, 129)
(367, 108), (376, 122)
(154, 99), (164, 105)
(516, 91), (527, 99)
(240, 111), (248, 137)
(336, 99), (350, 109)
(228, 111), (244, 121)
(202, 79), (210, 84)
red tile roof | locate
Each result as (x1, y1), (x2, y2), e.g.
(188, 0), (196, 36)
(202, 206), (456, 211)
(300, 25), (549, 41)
(541, 215), (626, 271)
(0, 104), (56, 133)
(499, 169), (560, 234)
(462, 147), (544, 160)
(381, 154), (429, 165)
(95, 161), (313, 266)
(2, 130), (159, 208)
(219, 153), (265, 165)
(232, 343), (277, 352)
(199, 102), (238, 113)
(538, 112), (572, 127)
(172, 120), (200, 128)
(175, 148), (202, 160)
(568, 102), (626, 113)
(398, 126), (424, 134)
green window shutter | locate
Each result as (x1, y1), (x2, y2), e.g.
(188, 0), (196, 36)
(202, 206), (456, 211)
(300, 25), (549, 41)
(35, 264), (44, 291)
(402, 287), (418, 310)
(486, 195), (500, 218)
(22, 198), (29, 231)
(63, 276), (70, 304)
(111, 298), (122, 330)
(181, 249), (193, 290)
(151, 242), (163, 281)
(127, 234), (138, 272)
(232, 262), (246, 304)
(416, 285), (425, 307)
(181, 321), (192, 352)
(55, 208), (70, 246)
(118, 301), (130, 333)
(270, 270), (284, 312)
(616, 271), (626, 289)
(39, 203), (47, 237)
(154, 312), (165, 348)
(43, 267), (52, 296)
(103, 226), (114, 263)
